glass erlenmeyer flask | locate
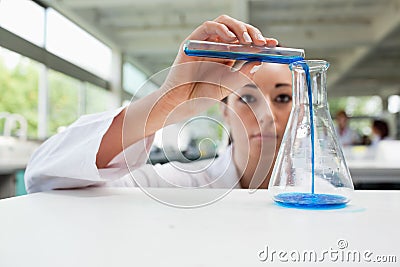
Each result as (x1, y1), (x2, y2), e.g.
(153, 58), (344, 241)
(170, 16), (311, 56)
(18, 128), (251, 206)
(269, 60), (354, 208)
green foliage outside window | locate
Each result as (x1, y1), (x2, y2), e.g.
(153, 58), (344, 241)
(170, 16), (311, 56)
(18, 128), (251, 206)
(47, 70), (80, 136)
(0, 56), (39, 138)
(1, 47), (111, 139)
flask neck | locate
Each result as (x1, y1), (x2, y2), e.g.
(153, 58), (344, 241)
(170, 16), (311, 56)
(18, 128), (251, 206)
(290, 60), (329, 107)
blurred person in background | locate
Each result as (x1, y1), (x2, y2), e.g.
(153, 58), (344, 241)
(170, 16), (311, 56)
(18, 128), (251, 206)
(370, 119), (391, 146)
(335, 110), (360, 146)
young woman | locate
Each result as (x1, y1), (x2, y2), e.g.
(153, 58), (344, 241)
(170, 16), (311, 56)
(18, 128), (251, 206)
(25, 15), (292, 193)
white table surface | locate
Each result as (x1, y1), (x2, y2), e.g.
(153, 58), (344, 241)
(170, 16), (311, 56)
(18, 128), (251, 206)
(1, 188), (399, 267)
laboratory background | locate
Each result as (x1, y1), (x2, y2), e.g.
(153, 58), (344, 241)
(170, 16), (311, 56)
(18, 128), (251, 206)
(1, 0), (400, 199)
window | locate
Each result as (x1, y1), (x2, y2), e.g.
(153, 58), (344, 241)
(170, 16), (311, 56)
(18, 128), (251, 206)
(48, 69), (80, 135)
(0, 0), (45, 46)
(46, 8), (112, 79)
(85, 83), (114, 114)
(0, 47), (40, 138)
(388, 95), (400, 114)
(0, 2), (130, 139)
(123, 62), (158, 98)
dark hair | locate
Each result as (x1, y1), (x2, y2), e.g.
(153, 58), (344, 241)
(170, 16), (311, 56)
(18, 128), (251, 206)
(373, 120), (389, 139)
(336, 109), (348, 118)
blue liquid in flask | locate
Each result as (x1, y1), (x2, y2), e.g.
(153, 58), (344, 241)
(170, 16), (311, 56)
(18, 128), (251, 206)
(274, 192), (348, 209)
(275, 61), (348, 209)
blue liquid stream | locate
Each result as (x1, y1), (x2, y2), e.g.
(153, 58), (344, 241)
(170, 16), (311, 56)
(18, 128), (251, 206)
(300, 63), (315, 195)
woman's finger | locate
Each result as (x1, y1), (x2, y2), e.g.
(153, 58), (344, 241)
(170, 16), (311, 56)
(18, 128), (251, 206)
(187, 14), (279, 48)
(189, 20), (237, 42)
(214, 15), (253, 44)
(215, 15), (279, 47)
(220, 61), (262, 96)
(245, 24), (267, 46)
(265, 37), (279, 47)
(230, 60), (246, 72)
(238, 61), (262, 76)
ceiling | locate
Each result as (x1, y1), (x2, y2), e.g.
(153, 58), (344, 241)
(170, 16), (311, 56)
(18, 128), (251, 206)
(40, 0), (400, 97)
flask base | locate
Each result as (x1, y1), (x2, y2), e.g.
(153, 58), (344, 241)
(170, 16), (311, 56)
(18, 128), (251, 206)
(274, 192), (348, 209)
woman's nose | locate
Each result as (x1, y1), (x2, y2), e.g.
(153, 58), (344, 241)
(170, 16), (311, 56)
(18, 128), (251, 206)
(257, 107), (275, 128)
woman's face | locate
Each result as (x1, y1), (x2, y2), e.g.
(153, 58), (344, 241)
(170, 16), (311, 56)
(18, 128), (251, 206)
(222, 63), (292, 186)
(337, 114), (348, 129)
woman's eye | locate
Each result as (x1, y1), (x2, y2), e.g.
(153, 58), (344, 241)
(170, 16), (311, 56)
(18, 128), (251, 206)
(275, 94), (292, 103)
(239, 94), (257, 104)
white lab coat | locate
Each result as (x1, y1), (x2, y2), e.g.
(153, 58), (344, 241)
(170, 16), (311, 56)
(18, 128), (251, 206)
(25, 108), (241, 193)
(336, 126), (359, 146)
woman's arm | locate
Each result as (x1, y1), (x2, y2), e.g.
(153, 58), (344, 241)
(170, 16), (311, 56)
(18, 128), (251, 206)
(96, 14), (278, 168)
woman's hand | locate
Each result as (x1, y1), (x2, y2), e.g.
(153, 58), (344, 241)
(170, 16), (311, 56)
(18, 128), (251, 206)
(157, 14), (279, 121)
(155, 15), (278, 127)
(178, 14), (278, 64)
